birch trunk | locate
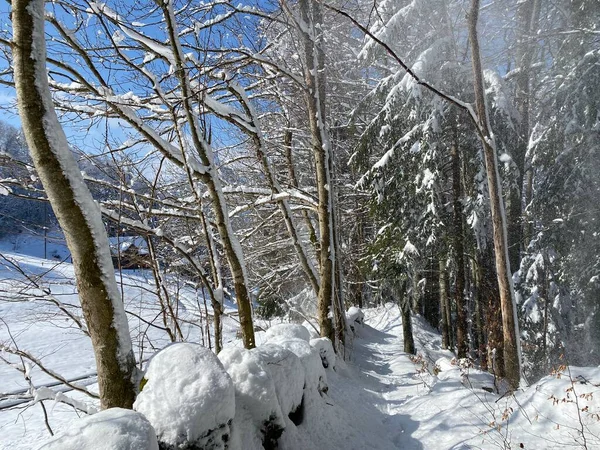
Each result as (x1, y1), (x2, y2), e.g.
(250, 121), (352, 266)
(12, 0), (136, 409)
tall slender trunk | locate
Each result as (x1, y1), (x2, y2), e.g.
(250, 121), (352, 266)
(295, 0), (336, 342)
(439, 258), (450, 349)
(451, 130), (469, 358)
(12, 0), (136, 409)
(541, 252), (549, 375)
(508, 0), (542, 273)
(227, 85), (320, 295)
(162, 3), (255, 348)
(284, 129), (319, 256)
(472, 258), (487, 371)
(199, 208), (223, 354)
(468, 0), (521, 388)
(479, 249), (504, 378)
(400, 291), (415, 355)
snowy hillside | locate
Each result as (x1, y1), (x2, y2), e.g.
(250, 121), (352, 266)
(1, 242), (599, 449)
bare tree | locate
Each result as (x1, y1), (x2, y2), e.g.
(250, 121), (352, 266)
(11, 0), (137, 408)
(468, 0), (521, 388)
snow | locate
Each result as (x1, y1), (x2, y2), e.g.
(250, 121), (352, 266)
(274, 339), (326, 393)
(218, 347), (285, 448)
(264, 323), (311, 343)
(346, 306), (364, 325)
(310, 337), (336, 370)
(253, 344), (305, 416)
(36, 408), (158, 450)
(26, 0), (133, 369)
(3, 244), (600, 450)
(89, 3), (176, 65)
(133, 343), (235, 448)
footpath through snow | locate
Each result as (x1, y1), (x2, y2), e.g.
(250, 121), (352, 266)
(329, 304), (600, 450)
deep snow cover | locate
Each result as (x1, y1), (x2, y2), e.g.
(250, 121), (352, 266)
(133, 343), (235, 448)
(36, 408), (158, 450)
(2, 243), (600, 449)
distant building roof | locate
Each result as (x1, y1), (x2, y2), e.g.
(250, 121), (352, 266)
(108, 236), (149, 255)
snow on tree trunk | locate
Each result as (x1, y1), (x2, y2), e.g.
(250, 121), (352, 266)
(468, 0), (522, 389)
(294, 0), (337, 343)
(161, 1), (256, 349)
(12, 0), (137, 408)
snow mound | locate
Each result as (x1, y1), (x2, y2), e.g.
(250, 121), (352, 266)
(264, 323), (311, 343)
(276, 339), (327, 394)
(36, 408), (158, 450)
(310, 337), (336, 370)
(254, 344), (305, 416)
(346, 306), (364, 325)
(434, 357), (496, 392)
(219, 347), (285, 449)
(134, 343), (235, 448)
(301, 321), (320, 339)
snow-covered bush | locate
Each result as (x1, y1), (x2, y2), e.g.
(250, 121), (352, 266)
(36, 408), (158, 450)
(134, 343), (235, 449)
(218, 347), (285, 449)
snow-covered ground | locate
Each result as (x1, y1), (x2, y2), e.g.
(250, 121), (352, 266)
(1, 236), (600, 449)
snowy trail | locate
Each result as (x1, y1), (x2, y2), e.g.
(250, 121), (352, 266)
(341, 305), (600, 450)
(329, 304), (432, 450)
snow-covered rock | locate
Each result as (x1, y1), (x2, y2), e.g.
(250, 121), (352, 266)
(310, 337), (336, 371)
(301, 321), (320, 339)
(264, 323), (311, 343)
(263, 324), (326, 393)
(134, 343), (235, 449)
(254, 344), (305, 417)
(219, 347), (285, 449)
(346, 307), (364, 326)
(276, 339), (327, 395)
(36, 408), (158, 450)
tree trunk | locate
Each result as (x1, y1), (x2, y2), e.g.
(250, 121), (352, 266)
(12, 0), (136, 409)
(400, 297), (415, 355)
(199, 208), (223, 354)
(451, 131), (469, 359)
(468, 0), (521, 389)
(162, 3), (255, 349)
(472, 258), (487, 371)
(228, 85), (320, 296)
(284, 129), (319, 257)
(296, 0), (336, 342)
(508, 0), (542, 273)
(439, 258), (450, 350)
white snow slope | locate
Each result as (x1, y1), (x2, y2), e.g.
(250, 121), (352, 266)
(2, 240), (600, 449)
